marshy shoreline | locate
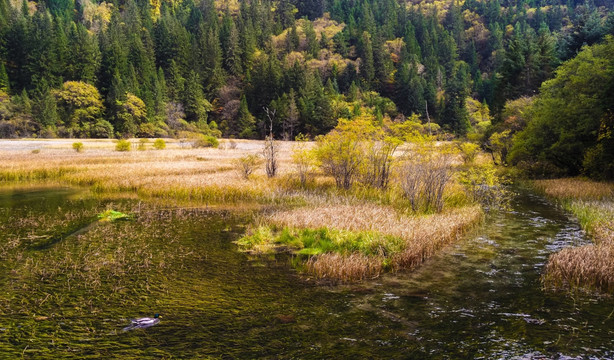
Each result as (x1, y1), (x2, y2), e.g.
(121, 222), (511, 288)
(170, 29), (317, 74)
(1, 137), (489, 282)
(2, 141), (614, 358)
(533, 178), (614, 294)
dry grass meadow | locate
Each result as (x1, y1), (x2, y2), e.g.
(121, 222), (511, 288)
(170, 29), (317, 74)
(1, 138), (485, 281)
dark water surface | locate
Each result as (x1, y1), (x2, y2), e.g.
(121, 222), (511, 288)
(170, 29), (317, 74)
(0, 186), (613, 359)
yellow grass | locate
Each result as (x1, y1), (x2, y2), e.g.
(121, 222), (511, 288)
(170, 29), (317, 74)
(537, 178), (614, 294)
(264, 203), (483, 280)
(0, 139), (300, 204)
(533, 178), (614, 201)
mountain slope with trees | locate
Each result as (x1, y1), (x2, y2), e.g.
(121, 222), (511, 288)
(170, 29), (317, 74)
(0, 0), (612, 157)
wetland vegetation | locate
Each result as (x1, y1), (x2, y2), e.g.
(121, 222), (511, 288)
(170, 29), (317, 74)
(0, 0), (614, 356)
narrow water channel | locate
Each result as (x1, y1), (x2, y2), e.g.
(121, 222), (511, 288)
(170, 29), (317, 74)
(0, 186), (612, 358)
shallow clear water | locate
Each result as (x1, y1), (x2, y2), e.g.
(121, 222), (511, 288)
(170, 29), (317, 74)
(0, 186), (613, 359)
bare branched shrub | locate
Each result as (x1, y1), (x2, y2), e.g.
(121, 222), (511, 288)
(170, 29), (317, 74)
(399, 150), (454, 212)
(292, 134), (313, 187)
(235, 154), (261, 180)
(399, 156), (425, 212)
(165, 102), (185, 130)
(423, 153), (453, 212)
(362, 139), (400, 189)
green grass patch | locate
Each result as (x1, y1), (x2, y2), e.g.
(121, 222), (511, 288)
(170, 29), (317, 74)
(236, 225), (405, 258)
(564, 200), (614, 233)
(97, 209), (133, 222)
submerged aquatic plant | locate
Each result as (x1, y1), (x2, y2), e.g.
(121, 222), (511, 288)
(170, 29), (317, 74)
(98, 209), (133, 222)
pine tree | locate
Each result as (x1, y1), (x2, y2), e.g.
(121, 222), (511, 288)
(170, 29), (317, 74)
(0, 63), (9, 91)
(166, 60), (185, 102)
(358, 31), (374, 85)
(237, 94), (255, 138)
(202, 25), (225, 95)
(183, 70), (208, 124)
(303, 21), (319, 58)
(33, 82), (59, 128)
(67, 23), (100, 84)
(442, 62), (470, 134)
(220, 14), (242, 76)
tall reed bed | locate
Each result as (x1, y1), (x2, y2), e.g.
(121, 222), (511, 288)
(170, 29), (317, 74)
(238, 204), (482, 281)
(533, 178), (614, 201)
(536, 178), (614, 294)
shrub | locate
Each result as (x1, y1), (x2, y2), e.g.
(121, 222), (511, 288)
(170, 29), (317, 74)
(137, 138), (148, 151)
(153, 138), (166, 150)
(315, 122), (365, 190)
(235, 154), (261, 179)
(292, 134), (314, 187)
(72, 142), (84, 153)
(458, 163), (510, 210)
(191, 134), (219, 148)
(115, 139), (131, 152)
(457, 142), (479, 165)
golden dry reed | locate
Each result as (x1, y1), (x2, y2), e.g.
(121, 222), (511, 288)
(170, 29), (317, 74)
(538, 178), (614, 294)
(267, 204), (483, 280)
(544, 243), (614, 293)
(305, 253), (385, 282)
(0, 139), (299, 205)
(533, 178), (614, 201)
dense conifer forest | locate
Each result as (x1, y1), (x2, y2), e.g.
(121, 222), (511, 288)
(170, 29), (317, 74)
(0, 0), (612, 177)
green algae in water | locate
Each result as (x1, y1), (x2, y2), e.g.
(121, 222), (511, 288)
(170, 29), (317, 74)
(97, 209), (133, 222)
(1, 186), (614, 358)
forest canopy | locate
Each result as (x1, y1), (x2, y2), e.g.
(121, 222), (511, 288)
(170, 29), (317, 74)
(508, 36), (614, 179)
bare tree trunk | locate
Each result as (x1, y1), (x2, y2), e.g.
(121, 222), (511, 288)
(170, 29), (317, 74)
(263, 107), (278, 178)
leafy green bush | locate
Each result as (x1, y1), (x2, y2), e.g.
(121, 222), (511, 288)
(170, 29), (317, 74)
(153, 138), (166, 150)
(115, 139), (131, 152)
(137, 138), (148, 151)
(72, 142), (84, 153)
(457, 142), (479, 165)
(192, 134), (219, 148)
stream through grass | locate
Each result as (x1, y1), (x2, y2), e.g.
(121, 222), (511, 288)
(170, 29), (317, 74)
(0, 186), (613, 358)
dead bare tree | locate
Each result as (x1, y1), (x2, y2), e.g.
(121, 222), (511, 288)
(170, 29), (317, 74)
(263, 107), (278, 178)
